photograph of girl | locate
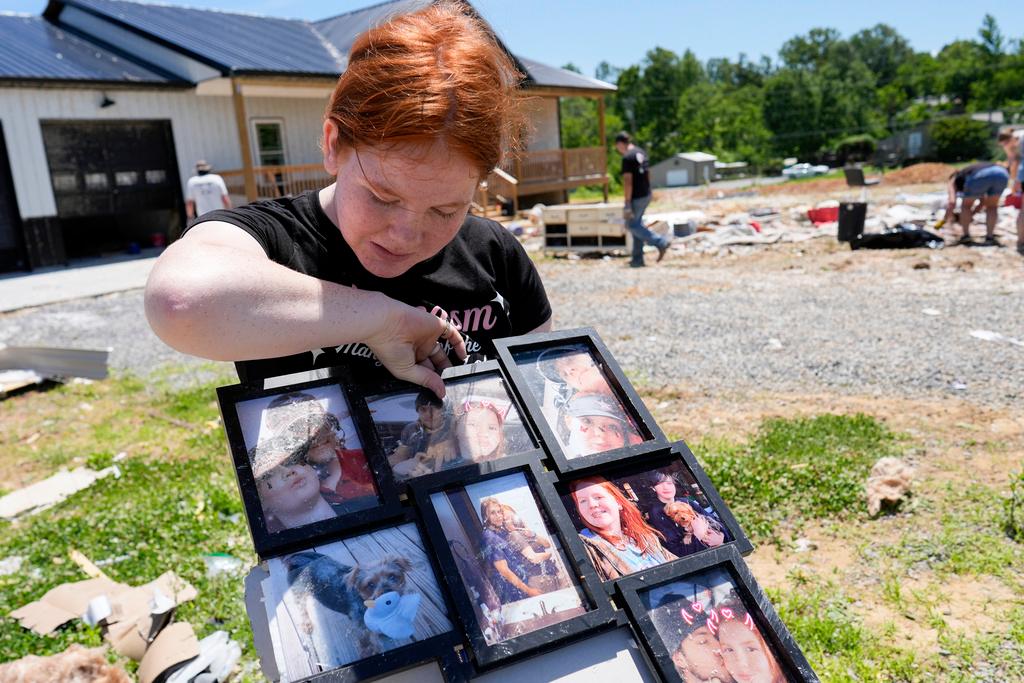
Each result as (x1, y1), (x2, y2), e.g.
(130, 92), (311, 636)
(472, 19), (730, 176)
(429, 472), (587, 645)
(235, 386), (378, 533)
(263, 523), (453, 682)
(512, 344), (643, 459)
(642, 569), (789, 683)
(367, 371), (535, 481)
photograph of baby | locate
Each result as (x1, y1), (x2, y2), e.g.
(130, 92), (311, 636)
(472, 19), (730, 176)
(560, 462), (730, 581)
(366, 370), (536, 481)
(641, 568), (789, 683)
(234, 385), (378, 534)
(512, 344), (644, 459)
(429, 472), (587, 645)
(263, 523), (453, 682)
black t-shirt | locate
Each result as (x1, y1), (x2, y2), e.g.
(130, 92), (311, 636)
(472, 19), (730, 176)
(190, 191), (551, 385)
(621, 146), (651, 200)
(951, 162), (997, 191)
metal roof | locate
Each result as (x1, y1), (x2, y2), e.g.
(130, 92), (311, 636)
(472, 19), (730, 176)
(54, 0), (345, 76)
(677, 152), (717, 162)
(313, 0), (430, 71)
(516, 56), (615, 92)
(0, 13), (172, 83)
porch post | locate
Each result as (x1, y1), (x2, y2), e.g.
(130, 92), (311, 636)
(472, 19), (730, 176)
(597, 95), (608, 202)
(231, 77), (257, 202)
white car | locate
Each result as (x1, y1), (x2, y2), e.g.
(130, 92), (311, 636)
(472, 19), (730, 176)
(782, 163), (830, 179)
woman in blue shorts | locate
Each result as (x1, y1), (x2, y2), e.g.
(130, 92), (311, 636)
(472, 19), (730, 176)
(945, 162), (1010, 246)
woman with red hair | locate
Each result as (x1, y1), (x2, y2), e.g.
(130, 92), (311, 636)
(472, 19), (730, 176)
(146, 3), (550, 395)
(569, 476), (677, 580)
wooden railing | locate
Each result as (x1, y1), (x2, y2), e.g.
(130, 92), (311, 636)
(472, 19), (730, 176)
(219, 163), (330, 200)
(219, 148), (608, 215)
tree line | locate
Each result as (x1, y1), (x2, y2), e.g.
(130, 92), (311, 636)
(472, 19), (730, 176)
(558, 15), (1023, 176)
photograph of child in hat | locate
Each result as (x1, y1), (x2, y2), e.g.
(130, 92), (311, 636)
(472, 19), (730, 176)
(642, 569), (787, 683)
(235, 386), (377, 533)
(429, 472), (585, 645)
(560, 462), (728, 578)
(264, 523), (452, 681)
(367, 371), (535, 481)
(512, 344), (642, 459)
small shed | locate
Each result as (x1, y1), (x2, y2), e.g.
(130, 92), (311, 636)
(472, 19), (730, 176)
(650, 152), (717, 188)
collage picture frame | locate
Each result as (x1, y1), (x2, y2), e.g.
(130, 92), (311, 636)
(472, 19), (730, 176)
(410, 453), (618, 669)
(494, 327), (669, 474)
(217, 371), (402, 558)
(617, 545), (820, 683)
(550, 444), (752, 591)
(216, 326), (817, 682)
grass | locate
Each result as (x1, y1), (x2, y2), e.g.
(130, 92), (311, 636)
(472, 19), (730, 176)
(2, 377), (1022, 682)
(693, 414), (902, 541)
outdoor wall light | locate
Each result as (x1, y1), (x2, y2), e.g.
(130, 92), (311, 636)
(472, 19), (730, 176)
(99, 93), (116, 108)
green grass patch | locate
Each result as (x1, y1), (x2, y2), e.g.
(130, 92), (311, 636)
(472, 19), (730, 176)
(1005, 467), (1024, 542)
(694, 414), (901, 541)
(771, 582), (920, 682)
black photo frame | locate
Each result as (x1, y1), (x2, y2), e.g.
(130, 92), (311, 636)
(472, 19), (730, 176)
(551, 444), (753, 592)
(217, 371), (402, 558)
(410, 453), (618, 669)
(247, 509), (468, 683)
(617, 546), (819, 683)
(493, 327), (668, 475)
(361, 360), (545, 490)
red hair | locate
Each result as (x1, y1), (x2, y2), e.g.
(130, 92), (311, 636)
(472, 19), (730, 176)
(570, 476), (666, 554)
(325, 1), (525, 177)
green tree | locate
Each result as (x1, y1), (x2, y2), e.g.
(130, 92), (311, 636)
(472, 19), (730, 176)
(930, 116), (992, 161)
(763, 69), (822, 157)
(848, 24), (913, 88)
(779, 28), (841, 71)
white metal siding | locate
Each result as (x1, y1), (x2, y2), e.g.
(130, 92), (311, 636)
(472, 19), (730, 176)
(247, 96), (327, 168)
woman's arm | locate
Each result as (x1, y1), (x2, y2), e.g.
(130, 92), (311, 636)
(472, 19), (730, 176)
(492, 560), (540, 597)
(144, 222), (465, 396)
(518, 545), (552, 564)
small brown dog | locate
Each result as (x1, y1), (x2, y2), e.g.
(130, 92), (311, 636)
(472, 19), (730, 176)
(664, 501), (725, 547)
(0, 644), (131, 683)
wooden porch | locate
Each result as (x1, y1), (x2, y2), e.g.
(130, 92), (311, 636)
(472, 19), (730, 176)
(218, 146), (609, 217)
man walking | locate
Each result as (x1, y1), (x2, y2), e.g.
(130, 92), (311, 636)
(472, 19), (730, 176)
(997, 131), (1024, 256)
(185, 160), (230, 223)
(615, 132), (669, 267)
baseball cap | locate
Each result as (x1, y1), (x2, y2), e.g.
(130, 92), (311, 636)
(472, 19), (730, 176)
(195, 159), (212, 171)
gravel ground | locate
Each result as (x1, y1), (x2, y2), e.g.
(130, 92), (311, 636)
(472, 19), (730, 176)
(2, 239), (1022, 405)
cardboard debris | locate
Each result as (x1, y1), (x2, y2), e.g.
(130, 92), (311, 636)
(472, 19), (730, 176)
(10, 576), (128, 635)
(866, 457), (913, 516)
(166, 630), (242, 683)
(0, 465), (121, 520)
(138, 622), (201, 683)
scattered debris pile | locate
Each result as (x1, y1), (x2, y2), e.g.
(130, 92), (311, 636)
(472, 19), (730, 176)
(865, 457), (913, 516)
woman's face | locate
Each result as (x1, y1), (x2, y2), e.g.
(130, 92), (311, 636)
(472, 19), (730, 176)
(653, 478), (676, 502)
(680, 625), (729, 681)
(719, 620), (775, 683)
(323, 128), (480, 278)
(257, 463), (321, 516)
(573, 483), (621, 532)
(458, 408), (501, 460)
(484, 503), (504, 529)
(306, 431), (339, 462)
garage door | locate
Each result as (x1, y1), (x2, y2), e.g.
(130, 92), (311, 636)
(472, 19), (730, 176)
(41, 120), (180, 218)
(666, 168), (689, 186)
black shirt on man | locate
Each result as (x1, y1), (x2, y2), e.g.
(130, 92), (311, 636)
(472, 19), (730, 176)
(621, 146), (651, 200)
(190, 190), (551, 385)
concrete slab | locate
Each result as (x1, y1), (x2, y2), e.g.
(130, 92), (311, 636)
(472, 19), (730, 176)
(0, 251), (160, 313)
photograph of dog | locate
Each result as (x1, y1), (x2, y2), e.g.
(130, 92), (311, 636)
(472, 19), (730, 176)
(263, 523), (452, 681)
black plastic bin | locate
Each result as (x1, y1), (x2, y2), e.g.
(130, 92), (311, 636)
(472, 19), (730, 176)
(838, 202), (867, 243)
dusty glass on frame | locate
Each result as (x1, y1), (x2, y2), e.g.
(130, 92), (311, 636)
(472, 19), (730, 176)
(262, 522), (453, 681)
(512, 343), (643, 459)
(428, 471), (587, 645)
(560, 459), (733, 582)
(366, 369), (536, 482)
(234, 384), (379, 534)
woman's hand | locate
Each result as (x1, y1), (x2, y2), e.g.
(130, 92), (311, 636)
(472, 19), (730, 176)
(365, 298), (468, 398)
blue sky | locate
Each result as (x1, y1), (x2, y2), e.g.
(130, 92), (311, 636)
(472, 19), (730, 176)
(4, 0), (1020, 78)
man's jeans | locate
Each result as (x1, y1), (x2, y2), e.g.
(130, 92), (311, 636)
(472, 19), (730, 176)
(626, 194), (665, 266)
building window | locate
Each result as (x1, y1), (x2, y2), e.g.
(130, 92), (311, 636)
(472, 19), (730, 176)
(52, 173), (78, 192)
(145, 169), (167, 184)
(253, 120), (286, 166)
(115, 171), (138, 187)
(83, 172), (109, 191)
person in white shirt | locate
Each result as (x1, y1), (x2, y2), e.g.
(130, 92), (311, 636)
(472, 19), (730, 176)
(185, 160), (230, 221)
